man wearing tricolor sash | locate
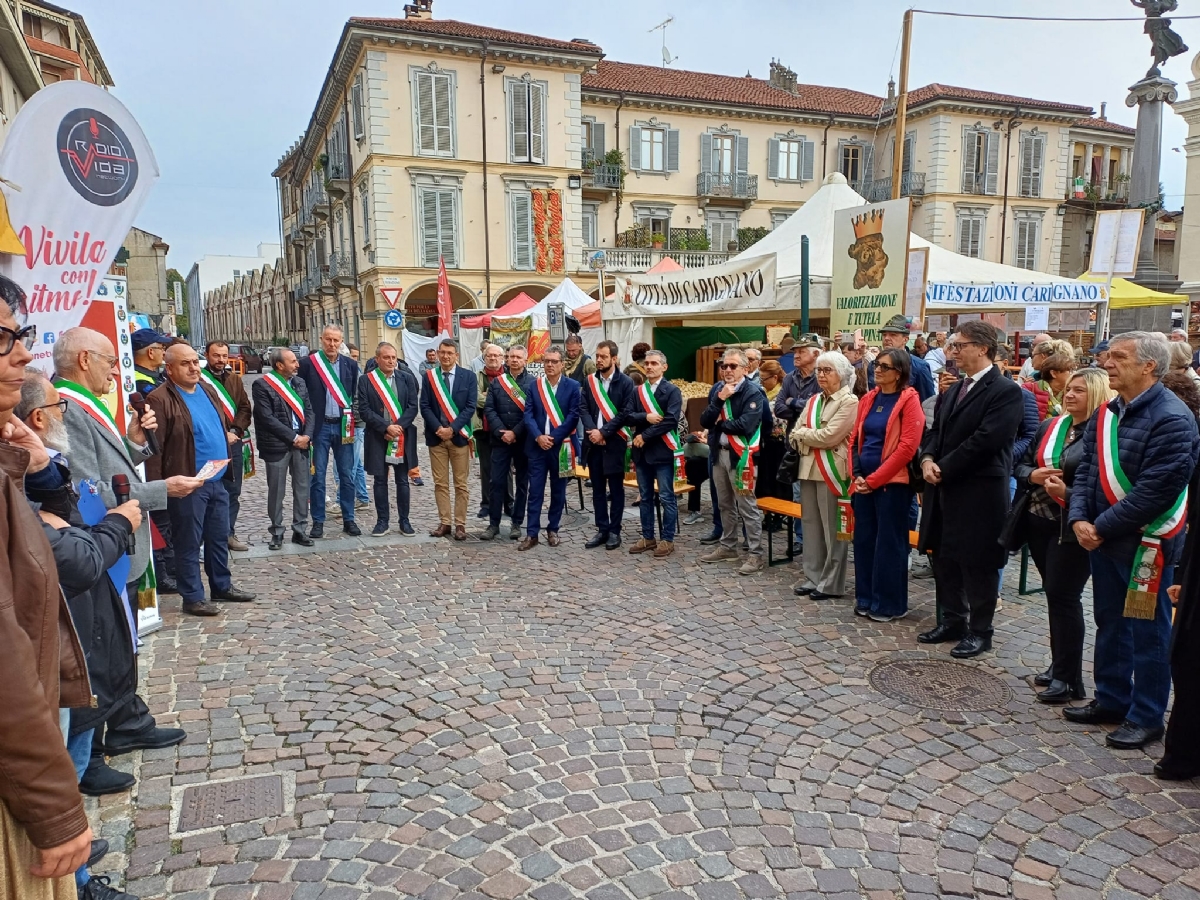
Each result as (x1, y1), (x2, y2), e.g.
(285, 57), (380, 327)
(203, 341), (253, 552)
(700, 348), (771, 574)
(517, 345), (580, 550)
(298, 325), (362, 538)
(418, 338), (476, 540)
(580, 340), (635, 552)
(481, 345), (535, 540)
(253, 348), (316, 551)
(357, 342), (419, 537)
(628, 349), (684, 558)
(1067, 332), (1200, 750)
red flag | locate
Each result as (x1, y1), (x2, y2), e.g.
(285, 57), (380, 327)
(436, 256), (452, 335)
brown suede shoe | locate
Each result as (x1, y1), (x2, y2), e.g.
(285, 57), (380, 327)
(454, 526), (467, 541)
(547, 531), (561, 547)
(430, 524), (451, 537)
(652, 541), (675, 558)
(517, 536), (539, 551)
(629, 538), (657, 554)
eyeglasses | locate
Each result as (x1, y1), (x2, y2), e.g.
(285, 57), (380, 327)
(875, 363), (898, 373)
(945, 341), (977, 352)
(543, 358), (563, 365)
(35, 399), (69, 414)
(0, 324), (35, 356)
(719, 363), (743, 371)
(85, 348), (118, 367)
(815, 366), (838, 375)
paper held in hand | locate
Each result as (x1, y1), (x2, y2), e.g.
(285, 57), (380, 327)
(196, 459), (231, 481)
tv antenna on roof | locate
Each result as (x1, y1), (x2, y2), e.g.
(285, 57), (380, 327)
(649, 16), (678, 67)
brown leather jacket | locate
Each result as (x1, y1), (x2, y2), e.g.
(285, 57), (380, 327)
(0, 441), (90, 849)
(210, 366), (252, 437)
(145, 378), (232, 481)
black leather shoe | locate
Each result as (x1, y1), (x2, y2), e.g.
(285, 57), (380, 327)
(213, 586), (256, 603)
(104, 726), (186, 755)
(268, 538), (283, 551)
(950, 634), (992, 658)
(79, 762), (134, 796)
(1154, 760), (1200, 781)
(917, 623), (966, 644)
(182, 600), (220, 616)
(309, 522), (324, 539)
(605, 533), (622, 551)
(699, 530), (722, 545)
(1106, 721), (1164, 750)
(811, 591), (844, 601)
(1037, 680), (1085, 705)
(156, 576), (179, 595)
(344, 521), (362, 536)
(584, 532), (608, 549)
(1034, 666), (1054, 687)
(88, 839), (109, 867)
(1063, 700), (1127, 725)
(794, 585), (815, 596)
(292, 532), (314, 547)
(79, 874), (137, 900)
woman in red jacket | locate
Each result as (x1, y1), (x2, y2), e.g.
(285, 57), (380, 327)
(848, 347), (925, 621)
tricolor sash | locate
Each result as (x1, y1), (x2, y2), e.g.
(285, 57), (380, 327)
(589, 373), (634, 471)
(720, 394), (762, 495)
(55, 379), (121, 441)
(313, 352), (355, 442)
(804, 394), (854, 540)
(263, 372), (305, 426)
(1096, 403), (1188, 619)
(368, 369), (405, 463)
(427, 368), (474, 441)
(498, 373), (527, 411)
(537, 377), (576, 476)
(1035, 414), (1072, 508)
(199, 368), (236, 421)
(636, 382), (685, 485)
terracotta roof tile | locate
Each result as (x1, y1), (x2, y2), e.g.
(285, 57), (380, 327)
(347, 17), (602, 55)
(24, 35), (94, 84)
(1074, 116), (1136, 135)
(583, 61), (884, 117)
(905, 83), (1092, 115)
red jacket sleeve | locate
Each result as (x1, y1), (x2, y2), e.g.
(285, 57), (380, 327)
(865, 388), (925, 489)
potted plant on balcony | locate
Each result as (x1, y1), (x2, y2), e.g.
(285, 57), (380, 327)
(651, 232), (666, 250)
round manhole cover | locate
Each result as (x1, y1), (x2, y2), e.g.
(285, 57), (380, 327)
(869, 659), (1012, 712)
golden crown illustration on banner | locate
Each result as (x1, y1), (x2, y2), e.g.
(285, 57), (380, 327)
(851, 208), (885, 239)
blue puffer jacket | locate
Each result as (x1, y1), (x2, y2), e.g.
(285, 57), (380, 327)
(1069, 381), (1200, 565)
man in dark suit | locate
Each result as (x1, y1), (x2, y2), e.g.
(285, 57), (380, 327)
(419, 337), (476, 540)
(518, 345), (581, 551)
(481, 344), (535, 541)
(580, 340), (635, 551)
(298, 324), (361, 538)
(358, 341), (420, 537)
(918, 320), (1023, 658)
(252, 347), (316, 550)
(628, 349), (684, 559)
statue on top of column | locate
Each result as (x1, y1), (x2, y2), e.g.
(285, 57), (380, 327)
(1132, 0), (1190, 77)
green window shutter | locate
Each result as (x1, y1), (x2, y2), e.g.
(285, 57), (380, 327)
(735, 135), (749, 175)
(700, 133), (712, 174)
(351, 76), (365, 140)
(629, 126), (642, 170)
(592, 122), (605, 158)
(801, 139), (815, 182)
(767, 138), (780, 179)
(666, 128), (680, 172)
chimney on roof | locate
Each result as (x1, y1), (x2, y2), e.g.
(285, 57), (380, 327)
(404, 0), (433, 19)
(887, 78), (896, 103)
(1100, 101), (1107, 121)
(768, 60), (798, 95)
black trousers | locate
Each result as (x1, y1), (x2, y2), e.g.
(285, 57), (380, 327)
(1025, 515), (1090, 687)
(373, 464), (411, 530)
(489, 440), (527, 529)
(89, 580), (159, 763)
(150, 508), (175, 581)
(478, 436), (513, 515)
(932, 555), (999, 637)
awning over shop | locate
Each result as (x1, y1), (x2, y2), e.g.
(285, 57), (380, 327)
(460, 292), (536, 328)
(1080, 273), (1183, 309)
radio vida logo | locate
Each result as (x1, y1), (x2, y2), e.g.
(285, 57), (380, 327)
(56, 108), (137, 207)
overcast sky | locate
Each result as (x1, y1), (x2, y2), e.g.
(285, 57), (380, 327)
(66, 0), (1198, 272)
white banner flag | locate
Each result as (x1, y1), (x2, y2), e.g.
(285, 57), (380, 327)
(605, 254), (776, 320)
(0, 81), (159, 372)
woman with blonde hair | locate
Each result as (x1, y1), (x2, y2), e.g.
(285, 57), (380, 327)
(1023, 339), (1077, 420)
(1009, 367), (1115, 704)
(1167, 339), (1200, 391)
(790, 351), (859, 600)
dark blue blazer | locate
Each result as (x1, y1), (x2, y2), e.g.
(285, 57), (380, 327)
(579, 369), (635, 476)
(357, 367), (419, 475)
(522, 375), (581, 457)
(629, 379), (683, 467)
(419, 364), (476, 447)
(299, 352), (360, 422)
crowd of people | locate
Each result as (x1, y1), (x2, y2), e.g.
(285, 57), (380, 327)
(8, 268), (1200, 898)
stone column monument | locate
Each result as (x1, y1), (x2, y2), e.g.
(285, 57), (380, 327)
(1174, 53), (1200, 308)
(1127, 1), (1189, 291)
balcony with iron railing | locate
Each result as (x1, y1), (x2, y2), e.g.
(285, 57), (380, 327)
(863, 172), (927, 203)
(298, 201), (315, 233)
(584, 163), (623, 192)
(305, 183), (329, 220)
(696, 172), (758, 205)
(325, 153), (350, 198)
(327, 251), (355, 288)
(1064, 177), (1131, 207)
(578, 247), (734, 273)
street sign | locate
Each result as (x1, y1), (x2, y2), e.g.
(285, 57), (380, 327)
(588, 250), (606, 271)
(379, 286), (402, 309)
(383, 309), (404, 329)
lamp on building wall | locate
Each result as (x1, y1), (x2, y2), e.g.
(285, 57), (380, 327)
(492, 63), (506, 74)
(567, 174), (582, 189)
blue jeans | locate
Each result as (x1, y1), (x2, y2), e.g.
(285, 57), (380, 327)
(354, 427), (369, 503)
(526, 446), (567, 536)
(168, 480), (231, 604)
(853, 484), (914, 617)
(311, 420), (357, 524)
(490, 441), (529, 529)
(68, 727), (93, 888)
(1090, 549), (1174, 729)
(635, 459), (677, 542)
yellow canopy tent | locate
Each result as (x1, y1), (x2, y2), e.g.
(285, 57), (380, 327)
(1081, 273), (1183, 309)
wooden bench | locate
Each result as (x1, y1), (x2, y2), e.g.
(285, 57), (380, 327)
(755, 497), (921, 567)
(623, 474), (694, 533)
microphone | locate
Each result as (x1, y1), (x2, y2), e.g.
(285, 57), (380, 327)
(111, 473), (136, 556)
(128, 393), (159, 456)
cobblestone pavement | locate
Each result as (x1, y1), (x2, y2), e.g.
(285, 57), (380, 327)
(88, 377), (1200, 900)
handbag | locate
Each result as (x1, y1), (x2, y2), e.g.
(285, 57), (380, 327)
(777, 445), (800, 484)
(999, 486), (1032, 552)
(906, 455), (926, 493)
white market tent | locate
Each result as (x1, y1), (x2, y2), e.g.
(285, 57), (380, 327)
(478, 277), (603, 358)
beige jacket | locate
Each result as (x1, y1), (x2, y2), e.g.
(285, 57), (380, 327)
(789, 385), (858, 484)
